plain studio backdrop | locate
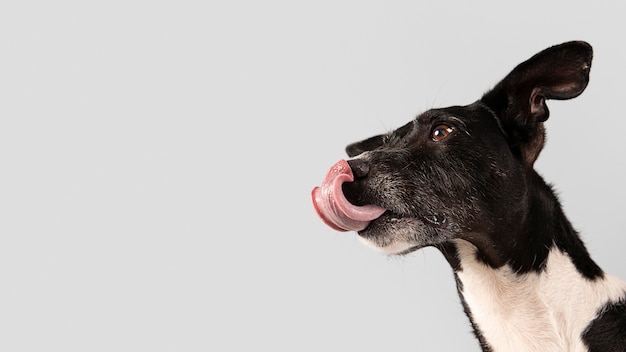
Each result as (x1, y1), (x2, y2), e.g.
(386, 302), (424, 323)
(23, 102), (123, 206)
(1, 1), (625, 351)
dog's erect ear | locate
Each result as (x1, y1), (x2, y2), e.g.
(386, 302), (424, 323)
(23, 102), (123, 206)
(480, 41), (592, 165)
(345, 135), (384, 157)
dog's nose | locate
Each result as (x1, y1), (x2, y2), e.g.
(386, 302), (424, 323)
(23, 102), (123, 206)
(347, 159), (370, 180)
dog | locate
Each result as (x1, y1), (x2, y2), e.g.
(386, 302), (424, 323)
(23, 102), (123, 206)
(312, 41), (626, 352)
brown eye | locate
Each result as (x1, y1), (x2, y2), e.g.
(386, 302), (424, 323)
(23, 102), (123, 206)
(431, 124), (454, 141)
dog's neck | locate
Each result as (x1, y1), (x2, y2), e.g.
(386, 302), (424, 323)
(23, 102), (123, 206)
(451, 240), (626, 352)
(439, 172), (626, 351)
(457, 170), (603, 278)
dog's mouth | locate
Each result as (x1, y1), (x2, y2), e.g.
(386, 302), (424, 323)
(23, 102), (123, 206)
(311, 159), (387, 232)
(312, 159), (445, 254)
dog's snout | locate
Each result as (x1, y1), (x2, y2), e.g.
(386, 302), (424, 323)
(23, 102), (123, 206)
(347, 159), (370, 180)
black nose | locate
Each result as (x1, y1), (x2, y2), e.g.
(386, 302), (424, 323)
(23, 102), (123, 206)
(347, 159), (370, 180)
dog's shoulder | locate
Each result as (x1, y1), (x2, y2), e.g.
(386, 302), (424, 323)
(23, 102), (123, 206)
(583, 293), (626, 352)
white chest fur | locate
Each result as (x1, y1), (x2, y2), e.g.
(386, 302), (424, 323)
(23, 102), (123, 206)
(454, 239), (626, 352)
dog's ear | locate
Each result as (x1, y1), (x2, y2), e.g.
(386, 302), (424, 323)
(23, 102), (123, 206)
(480, 41), (592, 166)
(345, 135), (384, 157)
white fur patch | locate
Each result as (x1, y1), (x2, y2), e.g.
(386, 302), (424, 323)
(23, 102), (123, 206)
(359, 236), (414, 255)
(454, 239), (626, 352)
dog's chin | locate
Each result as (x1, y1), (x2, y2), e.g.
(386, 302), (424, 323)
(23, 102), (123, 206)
(357, 213), (428, 255)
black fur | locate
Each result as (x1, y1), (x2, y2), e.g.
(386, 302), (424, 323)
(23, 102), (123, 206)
(583, 297), (626, 351)
(334, 41), (625, 350)
(342, 41), (598, 274)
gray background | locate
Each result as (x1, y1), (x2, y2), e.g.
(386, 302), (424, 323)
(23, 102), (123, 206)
(2, 1), (625, 351)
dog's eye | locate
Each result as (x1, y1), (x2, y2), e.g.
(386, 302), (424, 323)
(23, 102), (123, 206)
(431, 125), (454, 141)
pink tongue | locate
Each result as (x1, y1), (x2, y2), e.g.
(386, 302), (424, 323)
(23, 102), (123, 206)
(311, 159), (387, 232)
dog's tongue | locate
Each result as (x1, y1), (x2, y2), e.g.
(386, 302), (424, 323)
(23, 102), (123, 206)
(311, 159), (386, 232)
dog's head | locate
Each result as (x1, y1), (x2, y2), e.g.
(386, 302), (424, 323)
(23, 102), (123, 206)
(312, 41), (592, 255)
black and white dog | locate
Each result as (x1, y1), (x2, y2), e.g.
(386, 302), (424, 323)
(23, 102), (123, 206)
(312, 41), (626, 351)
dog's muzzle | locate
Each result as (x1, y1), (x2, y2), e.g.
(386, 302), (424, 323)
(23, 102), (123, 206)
(311, 159), (386, 232)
